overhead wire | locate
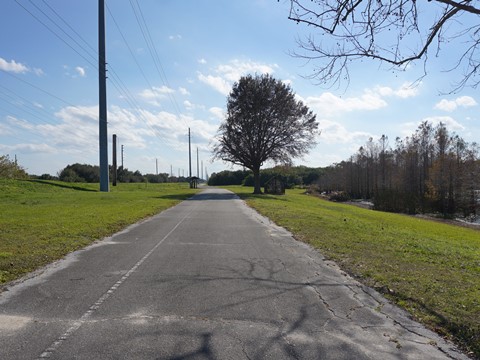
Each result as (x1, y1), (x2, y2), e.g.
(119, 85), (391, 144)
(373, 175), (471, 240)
(0, 84), (91, 142)
(105, 1), (186, 153)
(14, 0), (98, 70)
(7, 1), (188, 170)
(40, 0), (98, 55)
(127, 0), (189, 129)
(0, 70), (98, 119)
(28, 0), (178, 158)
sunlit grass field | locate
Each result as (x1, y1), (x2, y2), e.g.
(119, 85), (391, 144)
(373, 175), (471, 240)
(0, 179), (199, 285)
(225, 186), (480, 358)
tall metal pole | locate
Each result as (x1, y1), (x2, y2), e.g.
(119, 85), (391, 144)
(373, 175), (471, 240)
(188, 128), (192, 187)
(99, 0), (109, 192)
(112, 134), (117, 186)
(196, 147), (199, 178)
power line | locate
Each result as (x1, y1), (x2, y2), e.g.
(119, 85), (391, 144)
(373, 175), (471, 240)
(0, 70), (98, 119)
(14, 0), (97, 70)
(127, 0), (188, 128)
(106, 3), (155, 92)
(40, 0), (97, 55)
(27, 0), (97, 64)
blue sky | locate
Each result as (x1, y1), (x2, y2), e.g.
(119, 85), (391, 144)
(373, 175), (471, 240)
(1, 0), (479, 177)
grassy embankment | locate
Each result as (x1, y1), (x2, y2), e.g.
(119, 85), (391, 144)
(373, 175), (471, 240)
(0, 179), (199, 285)
(225, 186), (480, 359)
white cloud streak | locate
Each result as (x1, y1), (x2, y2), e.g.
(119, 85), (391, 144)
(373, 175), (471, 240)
(303, 83), (420, 117)
(434, 96), (477, 112)
(75, 66), (86, 77)
(138, 86), (176, 106)
(197, 59), (277, 95)
(0, 57), (29, 73)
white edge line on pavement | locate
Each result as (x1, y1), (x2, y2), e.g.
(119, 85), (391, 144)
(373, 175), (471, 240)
(37, 208), (194, 359)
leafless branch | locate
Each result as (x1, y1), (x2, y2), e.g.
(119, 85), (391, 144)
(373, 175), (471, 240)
(287, 0), (480, 91)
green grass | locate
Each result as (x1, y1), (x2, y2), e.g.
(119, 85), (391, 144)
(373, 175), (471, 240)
(224, 186), (480, 358)
(0, 179), (199, 285)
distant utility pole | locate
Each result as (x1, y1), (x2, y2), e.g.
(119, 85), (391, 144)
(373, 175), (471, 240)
(197, 147), (199, 178)
(112, 134), (117, 186)
(98, 0), (109, 192)
(188, 128), (192, 187)
(121, 145), (124, 168)
(156, 158), (158, 175)
(171, 165), (173, 177)
(201, 160), (203, 180)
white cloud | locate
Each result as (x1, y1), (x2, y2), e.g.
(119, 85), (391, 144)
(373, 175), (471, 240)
(179, 87), (190, 95)
(318, 119), (373, 144)
(304, 91), (387, 117)
(6, 116), (35, 131)
(138, 86), (176, 106)
(209, 107), (224, 120)
(400, 116), (466, 137)
(456, 96), (477, 107)
(75, 66), (86, 77)
(140, 110), (217, 149)
(0, 57), (29, 73)
(169, 34), (182, 40)
(434, 96), (477, 112)
(198, 59), (277, 95)
(303, 82), (420, 117)
(197, 73), (231, 96)
(421, 116), (465, 131)
(198, 58), (207, 64)
(374, 82), (420, 98)
(0, 143), (56, 154)
(33, 68), (45, 76)
(216, 59), (276, 82)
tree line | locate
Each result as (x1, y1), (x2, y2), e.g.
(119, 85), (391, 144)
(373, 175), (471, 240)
(208, 166), (323, 189)
(316, 122), (479, 217)
(0, 155), (28, 179)
(58, 163), (182, 184)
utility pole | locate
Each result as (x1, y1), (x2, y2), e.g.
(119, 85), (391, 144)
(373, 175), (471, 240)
(188, 128), (192, 188)
(112, 134), (117, 186)
(98, 0), (109, 192)
(196, 147), (199, 178)
(121, 145), (124, 168)
(201, 160), (203, 180)
(156, 158), (158, 175)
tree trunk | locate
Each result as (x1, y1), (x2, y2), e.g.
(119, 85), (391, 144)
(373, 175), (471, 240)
(253, 168), (262, 194)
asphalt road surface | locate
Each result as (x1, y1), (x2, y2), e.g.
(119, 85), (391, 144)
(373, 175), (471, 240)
(0, 188), (469, 359)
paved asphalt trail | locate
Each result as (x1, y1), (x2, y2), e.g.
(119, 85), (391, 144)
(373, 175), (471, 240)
(0, 188), (468, 359)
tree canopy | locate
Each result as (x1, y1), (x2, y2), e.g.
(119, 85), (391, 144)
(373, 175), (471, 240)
(286, 0), (480, 90)
(213, 74), (318, 194)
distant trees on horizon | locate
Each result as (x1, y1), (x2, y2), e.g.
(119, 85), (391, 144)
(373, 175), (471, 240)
(57, 163), (177, 184)
(316, 121), (479, 217)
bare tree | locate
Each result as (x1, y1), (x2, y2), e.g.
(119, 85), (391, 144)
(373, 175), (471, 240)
(286, 0), (480, 90)
(213, 74), (318, 194)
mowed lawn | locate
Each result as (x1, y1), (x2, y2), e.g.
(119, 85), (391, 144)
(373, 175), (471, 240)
(0, 180), (199, 285)
(225, 186), (480, 359)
